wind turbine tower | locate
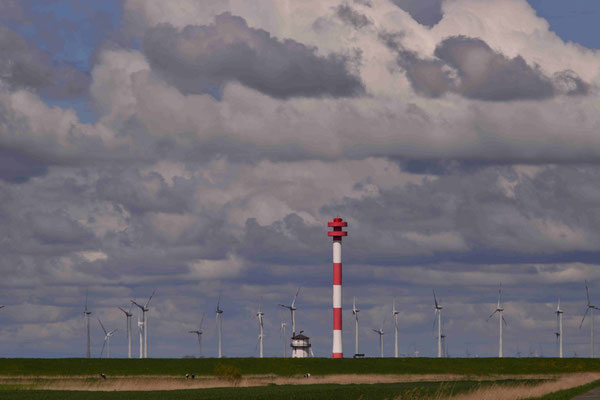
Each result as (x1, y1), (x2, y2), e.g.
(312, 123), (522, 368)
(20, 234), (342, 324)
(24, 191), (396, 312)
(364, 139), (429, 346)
(279, 288), (300, 337)
(84, 294), (91, 359)
(280, 322), (287, 358)
(131, 289), (155, 358)
(328, 217), (348, 358)
(189, 313), (205, 358)
(556, 299), (563, 358)
(216, 297), (223, 358)
(488, 286), (507, 358)
(137, 315), (143, 358)
(580, 281), (599, 358)
(433, 290), (443, 358)
(393, 299), (399, 358)
(256, 303), (264, 358)
(373, 321), (385, 357)
(118, 304), (133, 358)
(353, 297), (360, 356)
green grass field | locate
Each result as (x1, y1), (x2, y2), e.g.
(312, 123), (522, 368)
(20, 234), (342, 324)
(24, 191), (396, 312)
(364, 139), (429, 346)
(0, 379), (539, 400)
(0, 357), (599, 377)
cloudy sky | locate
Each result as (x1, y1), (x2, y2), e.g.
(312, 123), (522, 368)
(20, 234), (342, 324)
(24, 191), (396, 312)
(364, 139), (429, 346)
(1, 0), (600, 359)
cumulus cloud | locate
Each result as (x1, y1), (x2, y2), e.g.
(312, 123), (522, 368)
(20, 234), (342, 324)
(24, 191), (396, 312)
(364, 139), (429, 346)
(391, 0), (443, 27)
(336, 4), (372, 29)
(142, 13), (364, 98)
(0, 23), (89, 99)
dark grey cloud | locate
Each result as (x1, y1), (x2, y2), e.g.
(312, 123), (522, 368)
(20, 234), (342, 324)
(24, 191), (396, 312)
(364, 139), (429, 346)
(391, 35), (590, 101)
(95, 170), (192, 215)
(30, 211), (93, 245)
(142, 13), (364, 99)
(434, 36), (555, 101)
(239, 214), (325, 265)
(553, 69), (590, 95)
(391, 0), (443, 27)
(0, 23), (89, 99)
(336, 4), (372, 29)
(0, 147), (47, 183)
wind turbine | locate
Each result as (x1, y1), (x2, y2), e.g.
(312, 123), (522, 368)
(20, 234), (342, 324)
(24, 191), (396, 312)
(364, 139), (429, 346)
(433, 290), (443, 358)
(216, 296), (223, 358)
(353, 297), (360, 356)
(279, 288), (300, 336)
(98, 318), (117, 359)
(84, 293), (91, 359)
(280, 322), (287, 358)
(372, 320), (385, 357)
(556, 299), (563, 358)
(131, 289), (155, 359)
(580, 281), (599, 358)
(189, 313), (205, 358)
(256, 302), (264, 358)
(118, 304), (133, 359)
(487, 285), (507, 358)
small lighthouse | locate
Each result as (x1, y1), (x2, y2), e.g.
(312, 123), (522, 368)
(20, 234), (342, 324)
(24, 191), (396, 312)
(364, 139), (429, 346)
(328, 217), (348, 358)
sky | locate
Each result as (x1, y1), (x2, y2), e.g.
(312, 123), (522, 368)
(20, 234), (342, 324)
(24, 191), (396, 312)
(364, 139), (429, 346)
(1, 0), (600, 359)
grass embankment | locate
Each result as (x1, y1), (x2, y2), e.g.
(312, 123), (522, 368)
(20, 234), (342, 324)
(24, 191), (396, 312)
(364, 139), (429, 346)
(0, 358), (599, 377)
(0, 380), (535, 400)
(529, 378), (600, 400)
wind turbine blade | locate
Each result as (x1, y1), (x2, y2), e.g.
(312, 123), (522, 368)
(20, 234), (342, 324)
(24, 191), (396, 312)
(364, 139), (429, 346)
(199, 312), (205, 329)
(502, 316), (508, 326)
(586, 280), (591, 305)
(131, 300), (144, 310)
(217, 293), (221, 310)
(353, 297), (356, 311)
(433, 290), (438, 308)
(487, 310), (498, 320)
(580, 307), (590, 329)
(100, 338), (106, 357)
(118, 307), (128, 314)
(85, 291), (89, 312)
(291, 287), (300, 308)
(97, 318), (107, 334)
(498, 286), (502, 307)
(128, 300), (135, 313)
(144, 289), (156, 308)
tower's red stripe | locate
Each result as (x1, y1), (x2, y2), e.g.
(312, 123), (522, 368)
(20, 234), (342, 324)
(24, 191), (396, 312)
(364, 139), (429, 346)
(333, 263), (342, 285)
(333, 307), (342, 330)
(332, 352), (343, 358)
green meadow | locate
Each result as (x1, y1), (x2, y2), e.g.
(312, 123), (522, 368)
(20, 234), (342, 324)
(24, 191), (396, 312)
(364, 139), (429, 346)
(0, 357), (599, 377)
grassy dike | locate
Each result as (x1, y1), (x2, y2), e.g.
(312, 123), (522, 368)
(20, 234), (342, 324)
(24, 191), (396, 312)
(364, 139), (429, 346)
(0, 357), (599, 377)
(0, 380), (539, 400)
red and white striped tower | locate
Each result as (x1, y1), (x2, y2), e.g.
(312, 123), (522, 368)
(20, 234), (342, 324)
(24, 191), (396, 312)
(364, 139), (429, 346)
(328, 217), (348, 358)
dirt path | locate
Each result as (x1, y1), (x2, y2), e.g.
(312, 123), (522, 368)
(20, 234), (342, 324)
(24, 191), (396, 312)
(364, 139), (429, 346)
(0, 373), (572, 392)
(437, 373), (600, 400)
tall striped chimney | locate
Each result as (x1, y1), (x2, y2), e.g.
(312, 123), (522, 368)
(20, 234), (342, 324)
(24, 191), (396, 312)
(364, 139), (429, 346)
(328, 217), (348, 358)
